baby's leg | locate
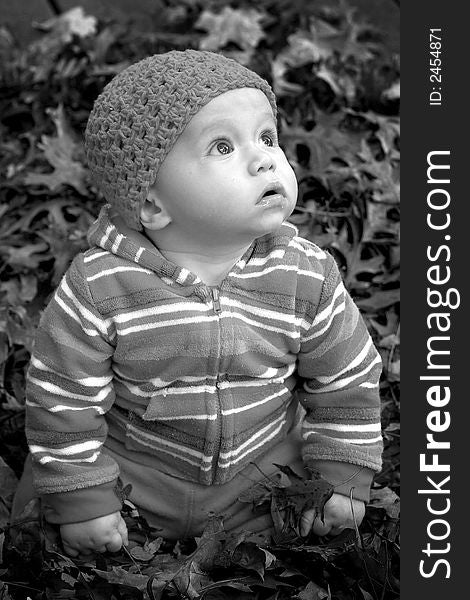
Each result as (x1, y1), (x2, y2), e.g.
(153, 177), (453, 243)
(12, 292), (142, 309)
(10, 418), (305, 546)
(197, 420), (307, 544)
(110, 420), (306, 543)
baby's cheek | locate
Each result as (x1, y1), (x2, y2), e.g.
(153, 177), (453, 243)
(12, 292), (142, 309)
(283, 163), (298, 202)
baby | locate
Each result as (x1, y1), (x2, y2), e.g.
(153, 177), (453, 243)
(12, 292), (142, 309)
(17, 50), (383, 556)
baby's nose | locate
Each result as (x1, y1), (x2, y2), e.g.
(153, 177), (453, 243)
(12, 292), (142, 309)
(248, 149), (276, 175)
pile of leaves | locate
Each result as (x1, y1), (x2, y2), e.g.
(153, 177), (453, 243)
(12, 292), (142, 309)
(1, 465), (399, 600)
(0, 1), (400, 598)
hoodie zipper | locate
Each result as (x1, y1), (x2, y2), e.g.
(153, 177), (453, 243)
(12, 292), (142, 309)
(210, 287), (222, 482)
(211, 287), (222, 314)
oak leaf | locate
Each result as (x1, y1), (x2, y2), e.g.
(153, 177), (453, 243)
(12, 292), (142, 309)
(35, 7), (97, 43)
(94, 566), (149, 592)
(296, 580), (330, 600)
(171, 514), (225, 598)
(196, 7), (265, 52)
(24, 105), (88, 196)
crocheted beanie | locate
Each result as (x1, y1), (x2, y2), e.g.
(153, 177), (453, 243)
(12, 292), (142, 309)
(84, 49), (277, 230)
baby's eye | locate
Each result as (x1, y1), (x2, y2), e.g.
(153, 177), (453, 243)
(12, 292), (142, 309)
(210, 141), (233, 155)
(261, 131), (277, 147)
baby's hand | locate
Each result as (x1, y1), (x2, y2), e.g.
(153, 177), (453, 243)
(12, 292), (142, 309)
(60, 511), (128, 557)
(300, 492), (365, 537)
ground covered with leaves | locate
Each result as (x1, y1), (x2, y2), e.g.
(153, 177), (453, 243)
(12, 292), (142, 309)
(0, 1), (400, 598)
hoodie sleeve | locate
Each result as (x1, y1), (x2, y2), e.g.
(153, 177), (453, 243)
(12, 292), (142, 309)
(297, 253), (383, 502)
(25, 254), (123, 524)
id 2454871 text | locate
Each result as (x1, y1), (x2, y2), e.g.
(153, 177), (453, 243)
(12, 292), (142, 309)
(429, 29), (442, 106)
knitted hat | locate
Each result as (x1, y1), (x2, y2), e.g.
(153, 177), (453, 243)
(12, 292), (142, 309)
(84, 49), (277, 230)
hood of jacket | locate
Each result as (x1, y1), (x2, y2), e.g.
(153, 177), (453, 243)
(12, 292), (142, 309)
(86, 203), (298, 288)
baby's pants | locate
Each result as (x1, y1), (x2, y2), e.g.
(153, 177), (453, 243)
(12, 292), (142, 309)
(12, 421), (306, 542)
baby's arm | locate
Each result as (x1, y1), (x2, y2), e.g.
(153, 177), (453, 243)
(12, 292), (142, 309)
(26, 256), (122, 530)
(297, 252), (383, 532)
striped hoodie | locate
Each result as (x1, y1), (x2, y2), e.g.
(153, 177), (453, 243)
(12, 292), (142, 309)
(26, 205), (383, 523)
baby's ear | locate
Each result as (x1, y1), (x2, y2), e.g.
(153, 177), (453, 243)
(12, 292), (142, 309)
(140, 188), (172, 230)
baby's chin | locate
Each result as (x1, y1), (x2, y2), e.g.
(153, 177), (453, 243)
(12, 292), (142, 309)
(251, 211), (292, 238)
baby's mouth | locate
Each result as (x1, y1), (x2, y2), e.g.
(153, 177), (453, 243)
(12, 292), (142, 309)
(256, 182), (287, 207)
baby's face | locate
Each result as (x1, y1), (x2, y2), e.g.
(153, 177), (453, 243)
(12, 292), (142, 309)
(151, 88), (298, 246)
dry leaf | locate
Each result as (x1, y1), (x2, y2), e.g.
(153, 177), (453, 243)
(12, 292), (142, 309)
(382, 81), (400, 100)
(356, 289), (400, 312)
(308, 8), (378, 62)
(296, 580), (330, 600)
(24, 105), (88, 196)
(273, 10), (378, 96)
(196, 7), (265, 52)
(238, 479), (278, 506)
(0, 242), (50, 270)
(369, 487), (400, 521)
(35, 7), (97, 42)
(94, 567), (149, 591)
(281, 110), (363, 175)
(0, 457), (18, 529)
(231, 541), (269, 579)
(363, 201), (399, 242)
(358, 141), (400, 205)
(172, 514), (225, 598)
(273, 466), (334, 521)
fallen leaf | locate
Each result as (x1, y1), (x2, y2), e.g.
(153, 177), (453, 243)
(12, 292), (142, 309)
(144, 553), (187, 597)
(60, 572), (78, 588)
(388, 357), (400, 381)
(35, 7), (97, 42)
(238, 480), (275, 507)
(7, 498), (41, 556)
(94, 566), (149, 591)
(192, 514), (226, 571)
(363, 201), (399, 242)
(383, 422), (400, 442)
(369, 487), (400, 521)
(378, 333), (399, 350)
(269, 466), (334, 542)
(0, 457), (18, 529)
(356, 289), (400, 312)
(260, 547), (276, 568)
(24, 105), (88, 196)
(281, 111), (364, 176)
(128, 536), (164, 561)
(358, 585), (375, 600)
(0, 242), (50, 270)
(358, 141), (400, 205)
(172, 514), (225, 598)
(296, 580), (330, 599)
(0, 581), (13, 600)
(369, 309), (399, 338)
(316, 65), (356, 102)
(364, 113), (400, 157)
(231, 541), (268, 580)
(0, 392), (24, 412)
(276, 29), (332, 70)
(273, 8), (379, 97)
(331, 221), (387, 290)
(0, 276), (37, 307)
(273, 467), (333, 518)
(0, 328), (9, 372)
(5, 307), (36, 353)
(309, 8), (378, 62)
(196, 7), (265, 52)
(382, 81), (400, 101)
(129, 545), (157, 562)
